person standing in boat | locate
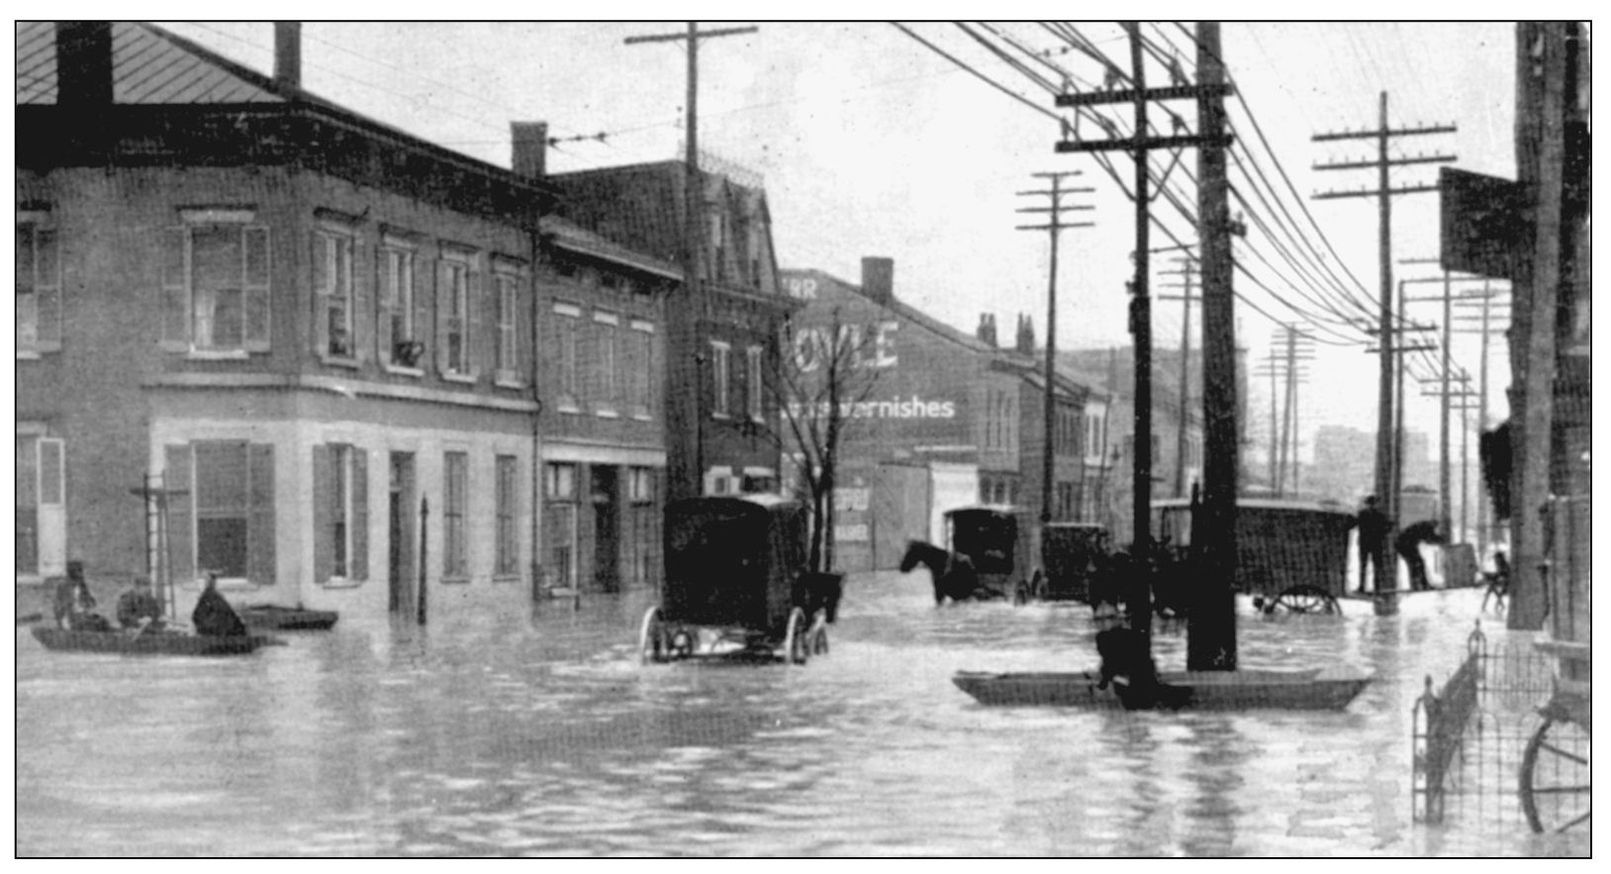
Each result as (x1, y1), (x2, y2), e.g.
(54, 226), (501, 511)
(1395, 519), (1445, 592)
(1351, 495), (1392, 594)
(116, 575), (166, 633)
(192, 572), (247, 637)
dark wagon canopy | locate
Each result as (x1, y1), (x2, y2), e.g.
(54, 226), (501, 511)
(662, 495), (807, 631)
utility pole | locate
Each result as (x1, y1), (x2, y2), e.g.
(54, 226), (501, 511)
(1363, 281), (1435, 530)
(625, 22), (758, 503)
(1158, 257), (1199, 498)
(1401, 266), (1497, 538)
(1018, 172), (1095, 534)
(1313, 94), (1455, 597)
(1054, 21), (1233, 660)
(1451, 282), (1511, 558)
(1191, 20), (1238, 670)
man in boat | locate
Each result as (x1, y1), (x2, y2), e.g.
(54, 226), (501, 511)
(192, 573), (248, 637)
(116, 575), (166, 633)
(52, 560), (113, 631)
(1395, 519), (1445, 592)
(1351, 495), (1392, 594)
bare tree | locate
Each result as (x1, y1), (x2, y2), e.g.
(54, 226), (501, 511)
(765, 306), (884, 573)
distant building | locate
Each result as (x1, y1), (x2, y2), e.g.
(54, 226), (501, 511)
(778, 263), (1091, 572)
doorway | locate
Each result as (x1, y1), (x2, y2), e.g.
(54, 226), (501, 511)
(591, 465), (620, 593)
(388, 452), (416, 617)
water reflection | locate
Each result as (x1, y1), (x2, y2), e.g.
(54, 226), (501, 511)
(14, 571), (1586, 857)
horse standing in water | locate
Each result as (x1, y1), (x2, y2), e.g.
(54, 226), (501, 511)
(899, 541), (1009, 604)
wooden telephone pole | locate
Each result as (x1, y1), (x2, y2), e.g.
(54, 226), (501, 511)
(1313, 93), (1455, 597)
(1158, 257), (1199, 498)
(625, 23), (757, 503)
(1450, 283), (1510, 558)
(1054, 22), (1237, 669)
(1017, 172), (1095, 531)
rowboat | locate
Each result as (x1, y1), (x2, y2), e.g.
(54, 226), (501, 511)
(239, 604), (339, 631)
(30, 625), (280, 656)
(952, 666), (1372, 711)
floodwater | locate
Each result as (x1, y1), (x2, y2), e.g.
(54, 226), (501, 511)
(14, 570), (1589, 857)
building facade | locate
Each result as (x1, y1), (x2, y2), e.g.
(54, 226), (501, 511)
(547, 160), (793, 500)
(18, 22), (550, 619)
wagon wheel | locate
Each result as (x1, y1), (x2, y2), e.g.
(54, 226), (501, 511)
(808, 611), (830, 655)
(1271, 585), (1340, 615)
(638, 607), (667, 665)
(668, 628), (696, 660)
(783, 607), (809, 665)
(1520, 716), (1592, 833)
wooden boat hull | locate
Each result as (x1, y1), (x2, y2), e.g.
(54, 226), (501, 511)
(953, 667), (1371, 711)
(30, 625), (278, 656)
(239, 605), (339, 631)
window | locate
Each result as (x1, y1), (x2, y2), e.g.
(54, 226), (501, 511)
(378, 243), (422, 369)
(747, 217), (764, 287)
(314, 228), (356, 359)
(444, 451), (468, 578)
(438, 256), (473, 377)
(708, 211), (726, 282)
(747, 345), (764, 421)
(495, 455), (519, 577)
(630, 320), (655, 419)
(314, 443), (368, 583)
(16, 223), (61, 353)
(629, 467), (655, 504)
(15, 434), (65, 576)
(554, 303), (581, 412)
(545, 463), (577, 587)
(163, 441), (274, 586)
(161, 219), (270, 353)
(494, 271), (521, 383)
(710, 341), (731, 417)
(594, 311), (619, 415)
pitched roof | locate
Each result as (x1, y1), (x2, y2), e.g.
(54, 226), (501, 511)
(17, 21), (286, 105)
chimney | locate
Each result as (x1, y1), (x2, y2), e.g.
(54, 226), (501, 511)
(860, 256), (894, 305)
(977, 313), (997, 347)
(510, 122), (549, 179)
(55, 22), (114, 107)
(1016, 313), (1035, 355)
(274, 22), (302, 91)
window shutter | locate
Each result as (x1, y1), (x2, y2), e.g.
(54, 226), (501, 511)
(312, 233), (330, 357)
(350, 447), (369, 581)
(248, 443), (276, 586)
(376, 251), (394, 364)
(578, 318), (596, 406)
(517, 276), (532, 386)
(435, 260), (451, 375)
(35, 229), (61, 349)
(312, 444), (334, 583)
(349, 238), (367, 363)
(412, 254), (431, 353)
(468, 266), (485, 377)
(160, 228), (188, 350)
(164, 444), (194, 584)
(243, 227), (271, 351)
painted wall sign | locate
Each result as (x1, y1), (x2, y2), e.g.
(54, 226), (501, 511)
(792, 321), (900, 373)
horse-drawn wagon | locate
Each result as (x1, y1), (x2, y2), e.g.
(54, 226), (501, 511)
(899, 505), (1027, 604)
(638, 495), (833, 665)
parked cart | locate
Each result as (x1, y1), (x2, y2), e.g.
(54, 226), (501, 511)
(1154, 498), (1356, 614)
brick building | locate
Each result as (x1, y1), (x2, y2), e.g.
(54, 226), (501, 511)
(17, 22), (551, 618)
(546, 160), (793, 500)
(778, 262), (1090, 572)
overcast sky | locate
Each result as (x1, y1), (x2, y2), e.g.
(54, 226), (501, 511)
(159, 19), (1523, 460)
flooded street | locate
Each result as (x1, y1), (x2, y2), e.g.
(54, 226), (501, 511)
(15, 570), (1587, 857)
